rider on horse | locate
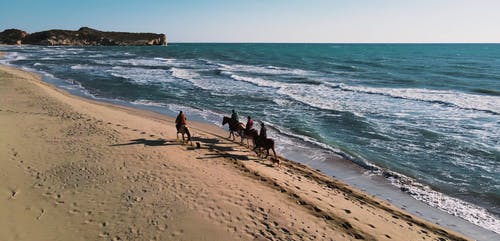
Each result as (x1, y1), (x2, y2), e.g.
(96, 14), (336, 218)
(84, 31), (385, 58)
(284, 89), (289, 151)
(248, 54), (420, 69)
(259, 122), (267, 141)
(231, 109), (239, 125)
(175, 111), (187, 131)
(242, 116), (254, 139)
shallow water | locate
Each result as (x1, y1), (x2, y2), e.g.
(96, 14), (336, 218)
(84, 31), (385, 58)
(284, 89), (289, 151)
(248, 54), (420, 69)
(1, 43), (499, 233)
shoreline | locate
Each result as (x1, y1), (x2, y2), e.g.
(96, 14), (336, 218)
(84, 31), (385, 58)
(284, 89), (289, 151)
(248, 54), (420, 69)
(0, 62), (477, 240)
(8, 55), (498, 239)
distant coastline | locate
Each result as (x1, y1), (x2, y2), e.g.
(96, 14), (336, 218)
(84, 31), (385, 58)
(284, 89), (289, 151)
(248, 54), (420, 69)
(0, 27), (167, 46)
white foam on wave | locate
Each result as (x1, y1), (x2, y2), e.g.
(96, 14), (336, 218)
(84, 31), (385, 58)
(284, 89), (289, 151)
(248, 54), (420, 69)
(107, 66), (171, 84)
(263, 121), (377, 169)
(0, 52), (28, 64)
(93, 57), (197, 69)
(70, 64), (95, 70)
(329, 83), (500, 115)
(118, 58), (168, 67)
(276, 83), (368, 117)
(226, 72), (282, 88)
(171, 68), (258, 95)
(170, 67), (200, 80)
(87, 54), (105, 58)
(387, 172), (500, 234)
(219, 63), (313, 76)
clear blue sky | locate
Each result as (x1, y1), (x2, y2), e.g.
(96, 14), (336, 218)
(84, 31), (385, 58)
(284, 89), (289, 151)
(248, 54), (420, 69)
(1, 0), (499, 43)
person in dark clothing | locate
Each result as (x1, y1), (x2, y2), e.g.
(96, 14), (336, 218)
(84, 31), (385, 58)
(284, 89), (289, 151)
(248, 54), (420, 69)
(175, 111), (187, 131)
(231, 109), (239, 124)
(259, 122), (267, 141)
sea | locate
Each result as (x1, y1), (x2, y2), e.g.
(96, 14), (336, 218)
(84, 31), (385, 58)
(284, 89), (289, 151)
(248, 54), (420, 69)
(1, 43), (499, 236)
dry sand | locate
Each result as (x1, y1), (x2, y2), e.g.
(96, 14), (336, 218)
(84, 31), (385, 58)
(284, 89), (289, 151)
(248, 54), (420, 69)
(0, 64), (471, 241)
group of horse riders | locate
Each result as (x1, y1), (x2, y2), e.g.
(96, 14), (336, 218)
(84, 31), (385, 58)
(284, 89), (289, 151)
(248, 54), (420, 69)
(175, 109), (267, 143)
(230, 109), (267, 142)
(175, 109), (277, 161)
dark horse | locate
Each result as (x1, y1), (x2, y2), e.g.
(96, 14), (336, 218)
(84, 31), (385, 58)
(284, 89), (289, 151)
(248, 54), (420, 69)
(176, 124), (192, 144)
(222, 116), (245, 140)
(242, 128), (258, 147)
(253, 135), (278, 165)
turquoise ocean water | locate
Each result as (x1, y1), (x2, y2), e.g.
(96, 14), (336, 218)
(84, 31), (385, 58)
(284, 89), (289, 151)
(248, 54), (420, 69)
(1, 44), (498, 234)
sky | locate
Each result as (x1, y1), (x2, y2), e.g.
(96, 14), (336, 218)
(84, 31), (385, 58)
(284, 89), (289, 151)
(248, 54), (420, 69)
(1, 0), (499, 43)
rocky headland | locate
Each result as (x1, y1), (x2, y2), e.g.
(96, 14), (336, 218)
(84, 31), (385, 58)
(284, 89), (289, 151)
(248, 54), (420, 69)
(0, 27), (166, 46)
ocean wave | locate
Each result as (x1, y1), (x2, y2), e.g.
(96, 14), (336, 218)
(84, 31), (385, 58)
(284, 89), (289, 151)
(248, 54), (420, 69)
(107, 66), (171, 84)
(1, 52), (28, 63)
(262, 121), (377, 169)
(94, 57), (197, 68)
(118, 58), (168, 67)
(70, 64), (95, 70)
(386, 171), (500, 234)
(227, 72), (282, 88)
(218, 63), (313, 76)
(327, 83), (500, 115)
(265, 112), (500, 234)
(170, 67), (200, 80)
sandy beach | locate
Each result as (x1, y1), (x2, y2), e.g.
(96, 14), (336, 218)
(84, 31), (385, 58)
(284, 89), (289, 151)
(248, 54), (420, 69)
(0, 63), (472, 240)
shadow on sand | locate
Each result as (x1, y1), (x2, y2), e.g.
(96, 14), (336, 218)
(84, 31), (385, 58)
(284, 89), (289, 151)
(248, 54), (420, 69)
(110, 138), (180, 147)
(197, 152), (251, 161)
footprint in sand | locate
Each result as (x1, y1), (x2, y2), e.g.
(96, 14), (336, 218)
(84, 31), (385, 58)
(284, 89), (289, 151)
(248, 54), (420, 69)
(69, 209), (80, 215)
(36, 208), (45, 220)
(8, 188), (19, 199)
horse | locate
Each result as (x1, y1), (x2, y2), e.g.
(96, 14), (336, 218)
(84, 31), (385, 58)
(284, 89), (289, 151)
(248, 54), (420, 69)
(241, 128), (258, 147)
(176, 124), (192, 144)
(253, 136), (279, 166)
(222, 116), (245, 141)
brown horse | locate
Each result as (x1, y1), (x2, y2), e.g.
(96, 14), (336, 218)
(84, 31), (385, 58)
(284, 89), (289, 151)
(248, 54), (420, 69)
(176, 124), (192, 144)
(242, 128), (258, 147)
(222, 116), (245, 140)
(253, 136), (278, 165)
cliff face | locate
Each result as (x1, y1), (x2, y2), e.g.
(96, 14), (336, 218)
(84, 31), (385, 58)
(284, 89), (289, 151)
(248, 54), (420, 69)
(1, 27), (166, 46)
(0, 29), (28, 45)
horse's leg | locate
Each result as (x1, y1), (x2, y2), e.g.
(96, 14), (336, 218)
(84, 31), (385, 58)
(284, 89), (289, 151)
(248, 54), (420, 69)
(186, 127), (191, 141)
(272, 146), (278, 165)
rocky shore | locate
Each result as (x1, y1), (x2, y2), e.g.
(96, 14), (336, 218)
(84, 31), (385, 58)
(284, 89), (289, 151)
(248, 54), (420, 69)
(0, 27), (166, 46)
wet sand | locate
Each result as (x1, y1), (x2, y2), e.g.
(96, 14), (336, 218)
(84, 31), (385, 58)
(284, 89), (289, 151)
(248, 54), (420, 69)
(0, 63), (471, 240)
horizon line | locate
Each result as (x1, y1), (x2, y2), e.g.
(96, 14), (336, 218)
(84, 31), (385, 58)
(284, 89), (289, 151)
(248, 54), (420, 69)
(168, 42), (500, 44)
